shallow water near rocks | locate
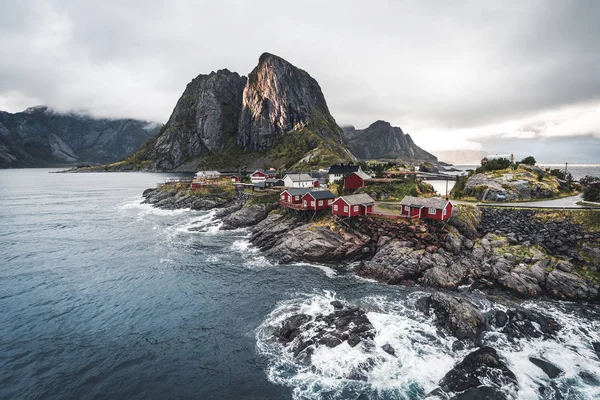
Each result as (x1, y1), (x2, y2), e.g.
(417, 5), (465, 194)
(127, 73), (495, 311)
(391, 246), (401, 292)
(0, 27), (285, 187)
(1, 169), (599, 399)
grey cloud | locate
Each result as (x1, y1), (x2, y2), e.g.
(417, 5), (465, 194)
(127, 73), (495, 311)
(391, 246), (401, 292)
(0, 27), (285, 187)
(0, 0), (599, 141)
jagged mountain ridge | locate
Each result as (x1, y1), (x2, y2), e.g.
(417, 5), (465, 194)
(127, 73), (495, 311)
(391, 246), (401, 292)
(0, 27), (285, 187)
(343, 120), (437, 162)
(115, 53), (353, 171)
(0, 106), (161, 168)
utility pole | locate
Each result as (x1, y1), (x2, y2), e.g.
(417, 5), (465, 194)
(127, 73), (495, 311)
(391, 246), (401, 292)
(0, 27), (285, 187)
(564, 162), (568, 177)
(445, 178), (449, 200)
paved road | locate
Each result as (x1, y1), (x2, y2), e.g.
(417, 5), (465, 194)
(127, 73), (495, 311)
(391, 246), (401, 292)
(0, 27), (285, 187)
(452, 194), (592, 209)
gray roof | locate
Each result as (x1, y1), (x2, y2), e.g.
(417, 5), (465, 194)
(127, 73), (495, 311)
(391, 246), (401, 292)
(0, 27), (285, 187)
(283, 188), (313, 196)
(339, 194), (375, 206)
(328, 165), (360, 175)
(400, 196), (450, 210)
(304, 190), (335, 200)
(285, 173), (314, 182)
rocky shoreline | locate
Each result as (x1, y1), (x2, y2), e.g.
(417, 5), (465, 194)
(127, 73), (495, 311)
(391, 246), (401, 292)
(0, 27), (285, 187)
(141, 187), (600, 304)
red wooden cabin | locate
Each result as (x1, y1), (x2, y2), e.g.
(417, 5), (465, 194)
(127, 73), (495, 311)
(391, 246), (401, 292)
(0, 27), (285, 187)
(251, 170), (277, 183)
(280, 188), (312, 206)
(302, 190), (335, 211)
(399, 196), (453, 220)
(331, 194), (375, 217)
(343, 171), (371, 190)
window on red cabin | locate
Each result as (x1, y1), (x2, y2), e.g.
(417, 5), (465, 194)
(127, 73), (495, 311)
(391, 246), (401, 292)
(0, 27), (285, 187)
(328, 199), (332, 205)
(295, 196), (299, 200)
(344, 206), (349, 212)
(333, 205), (338, 211)
(311, 201), (315, 206)
(280, 194), (285, 200)
(404, 205), (410, 211)
(353, 205), (359, 212)
(428, 207), (436, 214)
(318, 200), (323, 206)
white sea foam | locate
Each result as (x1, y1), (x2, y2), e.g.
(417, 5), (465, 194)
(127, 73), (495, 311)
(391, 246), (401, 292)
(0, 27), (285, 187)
(257, 292), (600, 400)
(290, 262), (338, 278)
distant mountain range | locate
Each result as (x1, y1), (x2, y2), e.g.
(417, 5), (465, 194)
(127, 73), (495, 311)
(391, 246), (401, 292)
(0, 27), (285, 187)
(93, 53), (437, 172)
(342, 121), (437, 162)
(0, 106), (161, 168)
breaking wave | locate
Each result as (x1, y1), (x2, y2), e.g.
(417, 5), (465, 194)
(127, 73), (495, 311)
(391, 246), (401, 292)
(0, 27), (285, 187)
(257, 292), (600, 400)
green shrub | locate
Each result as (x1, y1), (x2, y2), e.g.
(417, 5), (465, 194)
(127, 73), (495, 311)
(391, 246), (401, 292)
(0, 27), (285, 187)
(583, 182), (600, 202)
(476, 157), (511, 173)
(520, 156), (536, 165)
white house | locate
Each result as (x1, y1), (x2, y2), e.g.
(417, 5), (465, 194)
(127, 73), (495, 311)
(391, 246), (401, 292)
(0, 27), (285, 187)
(327, 164), (363, 184)
(195, 170), (221, 179)
(283, 173), (318, 188)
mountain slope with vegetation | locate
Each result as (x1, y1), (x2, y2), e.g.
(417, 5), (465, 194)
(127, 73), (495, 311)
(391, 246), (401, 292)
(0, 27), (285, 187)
(0, 106), (160, 168)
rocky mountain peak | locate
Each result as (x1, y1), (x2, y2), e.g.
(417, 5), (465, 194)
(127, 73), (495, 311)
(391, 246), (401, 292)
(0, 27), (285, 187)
(343, 120), (436, 161)
(116, 52), (352, 171)
(237, 53), (343, 152)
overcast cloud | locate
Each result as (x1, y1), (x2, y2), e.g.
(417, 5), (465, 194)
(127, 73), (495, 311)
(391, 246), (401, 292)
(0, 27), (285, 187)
(1, 0), (599, 159)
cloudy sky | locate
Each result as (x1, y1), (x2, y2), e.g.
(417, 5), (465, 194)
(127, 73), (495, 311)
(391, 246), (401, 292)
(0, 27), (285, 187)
(1, 0), (599, 161)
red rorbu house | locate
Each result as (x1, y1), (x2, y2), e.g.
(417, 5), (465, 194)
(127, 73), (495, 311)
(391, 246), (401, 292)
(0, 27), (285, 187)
(302, 190), (335, 211)
(230, 175), (242, 183)
(280, 188), (312, 210)
(331, 194), (375, 217)
(399, 196), (453, 221)
(344, 170), (372, 190)
(251, 169), (277, 183)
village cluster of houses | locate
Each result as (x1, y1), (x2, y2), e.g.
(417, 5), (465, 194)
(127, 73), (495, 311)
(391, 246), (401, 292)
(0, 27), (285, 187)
(278, 188), (452, 220)
(178, 164), (453, 221)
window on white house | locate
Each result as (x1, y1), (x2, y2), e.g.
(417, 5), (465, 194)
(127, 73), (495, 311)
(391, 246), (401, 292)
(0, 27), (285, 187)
(353, 205), (359, 212)
(333, 205), (338, 211)
(344, 206), (349, 212)
(428, 207), (436, 214)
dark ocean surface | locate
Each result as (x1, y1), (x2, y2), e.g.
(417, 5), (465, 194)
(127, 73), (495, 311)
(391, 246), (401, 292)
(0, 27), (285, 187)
(1, 169), (599, 399)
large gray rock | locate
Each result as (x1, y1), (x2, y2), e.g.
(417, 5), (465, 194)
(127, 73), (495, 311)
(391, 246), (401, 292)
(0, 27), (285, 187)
(220, 204), (276, 230)
(0, 106), (160, 168)
(434, 347), (518, 399)
(342, 120), (436, 161)
(416, 293), (485, 342)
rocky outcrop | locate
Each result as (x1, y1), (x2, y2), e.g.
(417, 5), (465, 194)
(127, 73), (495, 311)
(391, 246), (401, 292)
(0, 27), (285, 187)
(463, 165), (561, 201)
(220, 203), (278, 230)
(430, 347), (518, 399)
(111, 53), (353, 171)
(0, 106), (160, 168)
(416, 293), (485, 343)
(141, 187), (236, 210)
(342, 120), (437, 161)
(250, 213), (370, 263)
